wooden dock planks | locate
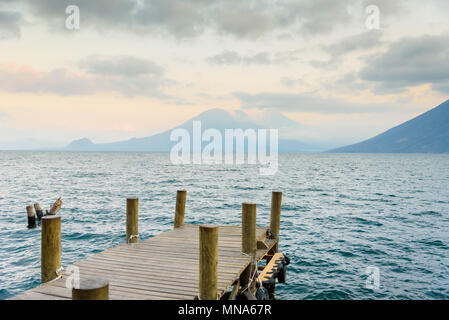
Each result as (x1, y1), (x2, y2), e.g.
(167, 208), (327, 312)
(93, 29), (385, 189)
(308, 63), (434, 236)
(11, 224), (276, 300)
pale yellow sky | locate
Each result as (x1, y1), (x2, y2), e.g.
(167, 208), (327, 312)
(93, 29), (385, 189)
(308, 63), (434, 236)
(0, 0), (448, 148)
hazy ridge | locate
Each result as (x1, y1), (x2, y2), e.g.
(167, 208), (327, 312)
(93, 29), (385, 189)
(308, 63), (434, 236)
(329, 99), (449, 153)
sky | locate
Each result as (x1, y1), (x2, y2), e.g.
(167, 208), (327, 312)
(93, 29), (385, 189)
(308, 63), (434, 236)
(0, 0), (448, 149)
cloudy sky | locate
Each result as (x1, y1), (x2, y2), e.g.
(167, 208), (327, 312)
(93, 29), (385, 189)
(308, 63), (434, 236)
(0, 0), (448, 149)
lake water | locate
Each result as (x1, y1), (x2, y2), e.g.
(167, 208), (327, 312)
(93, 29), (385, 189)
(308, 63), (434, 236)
(0, 152), (448, 300)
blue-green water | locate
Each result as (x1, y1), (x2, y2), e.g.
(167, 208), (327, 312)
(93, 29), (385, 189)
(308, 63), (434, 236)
(0, 152), (448, 300)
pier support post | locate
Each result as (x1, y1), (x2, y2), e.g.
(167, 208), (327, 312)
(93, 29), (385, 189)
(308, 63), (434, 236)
(41, 215), (61, 283)
(242, 203), (257, 255)
(72, 278), (109, 300)
(26, 205), (36, 229)
(126, 198), (139, 244)
(240, 203), (257, 292)
(269, 191), (282, 249)
(174, 190), (187, 228)
(199, 225), (218, 300)
(267, 192), (282, 299)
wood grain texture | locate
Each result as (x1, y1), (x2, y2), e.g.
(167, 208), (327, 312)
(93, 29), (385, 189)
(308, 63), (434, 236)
(174, 190), (186, 228)
(126, 198), (139, 244)
(13, 224), (276, 300)
(199, 225), (218, 300)
(72, 278), (109, 300)
(270, 192), (282, 239)
(41, 215), (61, 283)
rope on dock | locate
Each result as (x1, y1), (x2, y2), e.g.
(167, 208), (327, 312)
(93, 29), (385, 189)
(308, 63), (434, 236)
(56, 266), (64, 276)
(240, 257), (259, 294)
(44, 266), (64, 284)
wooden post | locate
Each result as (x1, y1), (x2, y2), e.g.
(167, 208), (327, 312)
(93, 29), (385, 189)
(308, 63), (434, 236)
(174, 190), (187, 228)
(72, 278), (109, 300)
(41, 215), (61, 283)
(240, 203), (257, 291)
(242, 203), (257, 255)
(34, 203), (43, 221)
(126, 198), (139, 244)
(266, 191), (282, 298)
(26, 205), (36, 229)
(269, 192), (282, 246)
(199, 225), (218, 300)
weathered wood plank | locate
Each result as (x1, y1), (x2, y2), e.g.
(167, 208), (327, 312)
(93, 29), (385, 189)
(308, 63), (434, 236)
(13, 223), (276, 300)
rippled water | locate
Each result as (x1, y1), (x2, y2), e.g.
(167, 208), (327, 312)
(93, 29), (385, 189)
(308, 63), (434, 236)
(0, 152), (448, 300)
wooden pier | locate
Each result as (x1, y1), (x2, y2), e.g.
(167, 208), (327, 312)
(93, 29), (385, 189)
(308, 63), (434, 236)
(12, 191), (288, 300)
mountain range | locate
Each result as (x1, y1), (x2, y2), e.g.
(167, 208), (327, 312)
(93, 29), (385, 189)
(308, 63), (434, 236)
(60, 99), (449, 153)
(329, 99), (449, 153)
(64, 108), (320, 152)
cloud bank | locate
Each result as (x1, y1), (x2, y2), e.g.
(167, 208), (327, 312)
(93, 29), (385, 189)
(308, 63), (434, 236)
(0, 10), (22, 40)
(0, 57), (173, 98)
(10, 0), (398, 39)
(234, 91), (397, 114)
(359, 34), (449, 94)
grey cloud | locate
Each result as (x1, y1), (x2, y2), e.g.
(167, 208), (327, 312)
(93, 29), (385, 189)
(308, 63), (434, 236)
(0, 67), (97, 95)
(21, 0), (137, 27)
(130, 0), (209, 37)
(281, 77), (304, 88)
(285, 0), (354, 35)
(325, 30), (383, 57)
(312, 30), (383, 68)
(209, 1), (278, 39)
(207, 51), (270, 65)
(0, 63), (174, 99)
(281, 0), (404, 36)
(433, 83), (449, 94)
(280, 77), (313, 89)
(15, 0), (407, 39)
(19, 0), (210, 37)
(359, 34), (449, 94)
(234, 91), (394, 114)
(79, 55), (164, 77)
(333, 73), (368, 91)
(0, 11), (22, 40)
(208, 49), (300, 65)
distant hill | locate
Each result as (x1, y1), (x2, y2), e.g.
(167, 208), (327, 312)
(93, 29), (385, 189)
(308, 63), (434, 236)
(64, 108), (319, 152)
(66, 138), (96, 150)
(329, 99), (449, 153)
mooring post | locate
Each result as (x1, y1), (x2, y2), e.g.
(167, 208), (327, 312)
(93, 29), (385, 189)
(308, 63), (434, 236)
(199, 225), (218, 300)
(34, 203), (43, 221)
(41, 215), (61, 283)
(240, 203), (257, 292)
(126, 198), (139, 244)
(72, 278), (109, 300)
(26, 205), (36, 229)
(269, 191), (282, 251)
(174, 190), (187, 228)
